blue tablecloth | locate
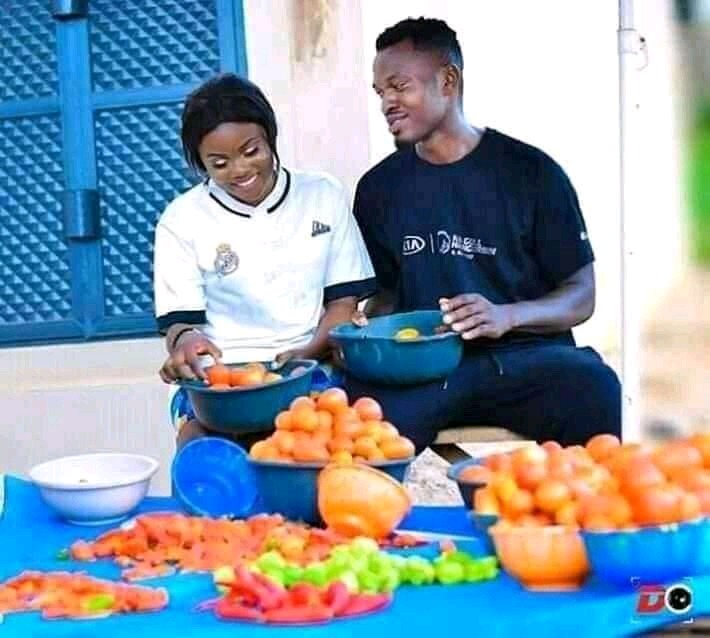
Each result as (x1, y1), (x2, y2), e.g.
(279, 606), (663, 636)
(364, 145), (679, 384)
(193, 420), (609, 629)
(0, 476), (707, 637)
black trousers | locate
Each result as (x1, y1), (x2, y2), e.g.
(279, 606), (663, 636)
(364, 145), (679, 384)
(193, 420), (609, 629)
(343, 342), (622, 453)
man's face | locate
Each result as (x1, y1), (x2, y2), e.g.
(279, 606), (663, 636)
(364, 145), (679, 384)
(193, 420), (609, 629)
(373, 40), (450, 145)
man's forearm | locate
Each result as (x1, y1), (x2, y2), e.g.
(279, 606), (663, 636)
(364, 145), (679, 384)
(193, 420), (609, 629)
(507, 267), (595, 334)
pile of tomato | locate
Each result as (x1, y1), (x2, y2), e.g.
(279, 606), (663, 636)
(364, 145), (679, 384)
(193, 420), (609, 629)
(249, 389), (416, 464)
(470, 433), (710, 529)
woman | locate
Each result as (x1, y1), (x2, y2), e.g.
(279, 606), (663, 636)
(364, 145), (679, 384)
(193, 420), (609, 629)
(154, 74), (376, 447)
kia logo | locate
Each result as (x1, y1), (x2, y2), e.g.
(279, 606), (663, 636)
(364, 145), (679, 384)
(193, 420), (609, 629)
(402, 235), (425, 255)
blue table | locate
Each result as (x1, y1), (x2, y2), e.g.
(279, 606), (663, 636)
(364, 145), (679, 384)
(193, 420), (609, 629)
(0, 476), (706, 637)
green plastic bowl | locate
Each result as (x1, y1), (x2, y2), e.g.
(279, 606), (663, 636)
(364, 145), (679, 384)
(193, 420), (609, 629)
(177, 359), (317, 434)
(329, 311), (463, 385)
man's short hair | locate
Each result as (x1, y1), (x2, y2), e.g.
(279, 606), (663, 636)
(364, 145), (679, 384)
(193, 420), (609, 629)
(375, 17), (463, 70)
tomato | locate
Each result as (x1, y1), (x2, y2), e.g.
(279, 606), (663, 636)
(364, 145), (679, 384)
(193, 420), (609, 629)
(290, 407), (319, 433)
(206, 364), (231, 386)
(290, 396), (317, 411)
(547, 453), (575, 482)
(654, 441), (703, 479)
(533, 479), (571, 514)
(352, 397), (383, 422)
(514, 461), (548, 490)
(554, 501), (580, 527)
(693, 486), (710, 514)
(689, 433), (710, 468)
(541, 440), (563, 454)
(483, 452), (513, 473)
(678, 491), (701, 521)
(585, 433), (621, 462)
(473, 487), (500, 515)
(458, 465), (492, 484)
(379, 436), (415, 460)
(274, 411), (293, 431)
(618, 459), (666, 498)
(671, 467), (710, 491)
(491, 473), (518, 505)
(316, 388), (349, 414)
(504, 488), (535, 518)
(629, 484), (683, 526)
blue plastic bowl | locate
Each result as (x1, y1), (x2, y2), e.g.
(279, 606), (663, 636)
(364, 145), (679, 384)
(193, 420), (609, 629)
(171, 438), (259, 518)
(177, 359), (317, 434)
(248, 458), (413, 525)
(329, 311), (463, 385)
(446, 458), (488, 508)
(466, 511), (499, 555)
(582, 518), (710, 588)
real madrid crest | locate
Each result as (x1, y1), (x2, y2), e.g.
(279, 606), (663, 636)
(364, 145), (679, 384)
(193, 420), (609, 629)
(214, 243), (238, 277)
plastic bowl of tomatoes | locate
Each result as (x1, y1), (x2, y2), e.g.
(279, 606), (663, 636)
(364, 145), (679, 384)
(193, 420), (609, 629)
(469, 435), (710, 590)
(447, 458), (491, 508)
(247, 390), (416, 524)
(177, 360), (317, 434)
(582, 517), (709, 588)
(329, 310), (463, 385)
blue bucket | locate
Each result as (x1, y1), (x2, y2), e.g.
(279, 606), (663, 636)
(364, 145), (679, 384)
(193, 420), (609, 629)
(248, 458), (413, 525)
(171, 438), (259, 518)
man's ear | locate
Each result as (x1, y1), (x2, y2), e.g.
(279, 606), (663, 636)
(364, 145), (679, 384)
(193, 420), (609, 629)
(441, 64), (462, 97)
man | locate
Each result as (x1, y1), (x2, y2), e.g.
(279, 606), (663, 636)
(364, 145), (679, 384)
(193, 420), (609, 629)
(348, 17), (621, 452)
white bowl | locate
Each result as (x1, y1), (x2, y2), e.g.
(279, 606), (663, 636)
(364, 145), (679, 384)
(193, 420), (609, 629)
(29, 453), (159, 525)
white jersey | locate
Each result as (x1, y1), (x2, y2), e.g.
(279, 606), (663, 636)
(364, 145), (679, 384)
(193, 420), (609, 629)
(154, 167), (376, 364)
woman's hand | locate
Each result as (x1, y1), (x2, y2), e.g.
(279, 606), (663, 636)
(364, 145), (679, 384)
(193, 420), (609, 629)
(159, 331), (222, 383)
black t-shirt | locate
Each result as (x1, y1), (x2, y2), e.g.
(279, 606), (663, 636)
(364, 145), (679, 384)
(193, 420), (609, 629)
(353, 128), (594, 347)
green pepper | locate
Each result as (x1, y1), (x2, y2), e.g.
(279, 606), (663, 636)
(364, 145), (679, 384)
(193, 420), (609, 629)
(82, 593), (115, 612)
(435, 561), (465, 585)
(302, 563), (328, 587)
(55, 548), (70, 561)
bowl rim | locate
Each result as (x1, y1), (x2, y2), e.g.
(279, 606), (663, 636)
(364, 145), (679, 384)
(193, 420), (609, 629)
(247, 456), (415, 469)
(329, 311), (461, 344)
(177, 358), (318, 394)
(488, 523), (583, 537)
(29, 453), (159, 491)
(580, 516), (708, 536)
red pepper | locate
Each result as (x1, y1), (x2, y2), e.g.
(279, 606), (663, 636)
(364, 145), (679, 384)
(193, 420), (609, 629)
(264, 603), (334, 624)
(338, 593), (391, 618)
(288, 583), (322, 607)
(323, 581), (350, 616)
(215, 598), (264, 622)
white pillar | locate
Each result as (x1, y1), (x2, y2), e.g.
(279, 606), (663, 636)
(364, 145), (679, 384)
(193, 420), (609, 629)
(617, 0), (646, 442)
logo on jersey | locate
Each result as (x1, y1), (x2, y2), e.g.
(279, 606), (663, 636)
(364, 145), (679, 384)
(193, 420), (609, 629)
(214, 243), (239, 276)
(402, 231), (497, 260)
(311, 220), (331, 237)
(402, 235), (425, 255)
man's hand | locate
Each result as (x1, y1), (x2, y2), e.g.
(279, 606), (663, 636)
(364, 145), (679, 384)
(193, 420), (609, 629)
(273, 347), (312, 370)
(439, 294), (514, 341)
(351, 309), (368, 327)
(159, 332), (222, 383)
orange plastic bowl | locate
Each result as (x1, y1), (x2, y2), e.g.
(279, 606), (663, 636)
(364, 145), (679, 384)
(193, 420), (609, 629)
(317, 463), (412, 539)
(489, 524), (590, 591)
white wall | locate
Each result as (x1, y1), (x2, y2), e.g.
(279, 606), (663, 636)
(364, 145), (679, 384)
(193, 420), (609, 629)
(361, 0), (688, 365)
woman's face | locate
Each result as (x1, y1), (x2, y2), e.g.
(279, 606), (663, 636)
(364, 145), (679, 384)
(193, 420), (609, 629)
(198, 122), (276, 206)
